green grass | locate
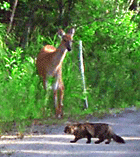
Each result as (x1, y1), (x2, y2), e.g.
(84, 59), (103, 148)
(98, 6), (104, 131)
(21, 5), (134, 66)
(0, 43), (140, 133)
(1, 15), (140, 134)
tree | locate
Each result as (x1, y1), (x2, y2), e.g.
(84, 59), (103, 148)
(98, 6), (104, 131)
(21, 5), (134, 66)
(7, 0), (18, 34)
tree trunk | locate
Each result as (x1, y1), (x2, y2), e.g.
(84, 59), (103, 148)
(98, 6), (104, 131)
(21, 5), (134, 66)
(56, 0), (64, 26)
(20, 10), (35, 49)
(7, 0), (18, 34)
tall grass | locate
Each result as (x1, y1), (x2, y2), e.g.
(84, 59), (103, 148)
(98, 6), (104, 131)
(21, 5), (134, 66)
(0, 15), (140, 129)
(0, 27), (85, 125)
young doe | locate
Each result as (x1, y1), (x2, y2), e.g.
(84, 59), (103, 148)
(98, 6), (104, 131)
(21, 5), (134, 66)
(36, 28), (75, 118)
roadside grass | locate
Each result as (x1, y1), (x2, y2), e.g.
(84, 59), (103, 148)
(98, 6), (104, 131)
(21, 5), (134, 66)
(1, 15), (140, 134)
(0, 46), (140, 134)
(1, 106), (140, 137)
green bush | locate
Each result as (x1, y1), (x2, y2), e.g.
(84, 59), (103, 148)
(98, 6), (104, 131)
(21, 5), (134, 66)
(0, 0), (140, 125)
(75, 6), (140, 111)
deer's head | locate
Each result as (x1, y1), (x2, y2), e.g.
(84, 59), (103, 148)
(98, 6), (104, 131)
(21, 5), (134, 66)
(58, 28), (75, 51)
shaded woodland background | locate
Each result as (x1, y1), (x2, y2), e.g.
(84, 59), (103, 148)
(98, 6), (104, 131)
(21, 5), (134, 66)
(0, 0), (140, 128)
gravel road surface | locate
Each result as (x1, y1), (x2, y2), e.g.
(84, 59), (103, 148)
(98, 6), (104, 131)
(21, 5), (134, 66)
(0, 108), (140, 157)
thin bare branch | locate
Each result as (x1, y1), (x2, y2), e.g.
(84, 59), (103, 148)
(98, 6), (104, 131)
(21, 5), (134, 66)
(7, 0), (18, 34)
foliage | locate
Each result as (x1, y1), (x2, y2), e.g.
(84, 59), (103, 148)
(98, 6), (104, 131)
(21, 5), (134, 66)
(74, 0), (140, 111)
(0, 1), (10, 11)
(0, 0), (140, 128)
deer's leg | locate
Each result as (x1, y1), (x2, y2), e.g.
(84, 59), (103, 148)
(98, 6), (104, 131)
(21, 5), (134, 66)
(56, 69), (64, 118)
(54, 88), (63, 119)
(53, 81), (63, 117)
(59, 79), (64, 107)
(54, 89), (58, 108)
(57, 80), (64, 118)
(53, 79), (60, 118)
(53, 78), (58, 105)
(53, 68), (64, 118)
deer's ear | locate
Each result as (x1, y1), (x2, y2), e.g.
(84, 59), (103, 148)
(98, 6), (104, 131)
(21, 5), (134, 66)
(67, 28), (75, 37)
(57, 29), (65, 37)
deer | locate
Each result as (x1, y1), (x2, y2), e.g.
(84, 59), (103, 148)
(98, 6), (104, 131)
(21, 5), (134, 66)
(36, 28), (75, 118)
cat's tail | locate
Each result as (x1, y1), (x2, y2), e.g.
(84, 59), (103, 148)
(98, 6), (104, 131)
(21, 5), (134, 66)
(112, 134), (125, 143)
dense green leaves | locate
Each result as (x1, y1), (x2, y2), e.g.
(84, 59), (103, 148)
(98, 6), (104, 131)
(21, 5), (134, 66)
(0, 0), (140, 124)
(0, 1), (10, 10)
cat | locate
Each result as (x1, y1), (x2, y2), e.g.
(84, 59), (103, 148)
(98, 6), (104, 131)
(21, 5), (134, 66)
(64, 123), (125, 144)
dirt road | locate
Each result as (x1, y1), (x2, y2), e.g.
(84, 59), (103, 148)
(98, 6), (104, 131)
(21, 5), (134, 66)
(0, 108), (140, 157)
